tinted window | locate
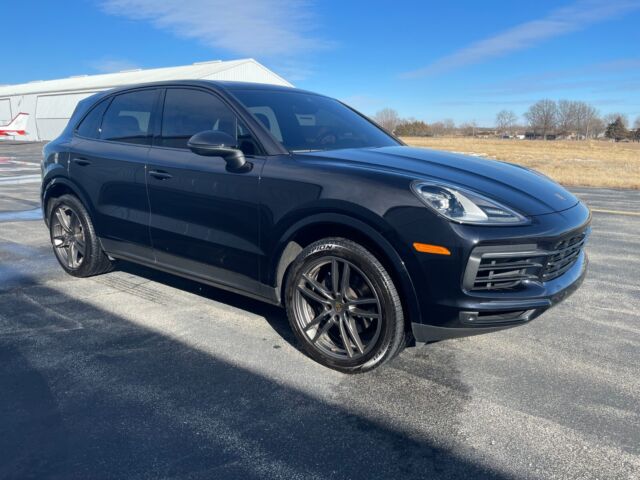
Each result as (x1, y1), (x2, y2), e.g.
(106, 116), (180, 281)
(100, 90), (157, 145)
(229, 90), (399, 152)
(159, 89), (260, 155)
(76, 99), (109, 139)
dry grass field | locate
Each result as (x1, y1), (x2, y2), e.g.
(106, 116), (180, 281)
(401, 137), (640, 189)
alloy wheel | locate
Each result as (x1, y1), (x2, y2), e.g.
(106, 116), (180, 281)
(293, 256), (383, 360)
(51, 204), (86, 270)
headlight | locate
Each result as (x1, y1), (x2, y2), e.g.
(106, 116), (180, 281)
(411, 181), (529, 225)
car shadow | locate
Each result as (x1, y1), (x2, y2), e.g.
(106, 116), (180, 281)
(0, 275), (507, 479)
(117, 260), (298, 349)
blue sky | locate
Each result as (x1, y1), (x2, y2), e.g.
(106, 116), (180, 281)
(2, 0), (639, 125)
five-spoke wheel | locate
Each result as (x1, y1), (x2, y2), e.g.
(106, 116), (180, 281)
(293, 257), (382, 360)
(286, 238), (405, 373)
(47, 194), (114, 277)
(51, 204), (86, 269)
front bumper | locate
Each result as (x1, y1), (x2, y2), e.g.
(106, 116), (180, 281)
(406, 201), (591, 343)
(411, 249), (587, 341)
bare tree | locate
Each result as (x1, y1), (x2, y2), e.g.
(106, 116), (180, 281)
(443, 119), (456, 135)
(459, 120), (478, 137)
(495, 110), (518, 136)
(557, 100), (580, 137)
(574, 102), (599, 139)
(430, 121), (445, 137)
(373, 108), (401, 133)
(634, 116), (640, 130)
(469, 119), (477, 137)
(589, 117), (606, 139)
(524, 100), (558, 139)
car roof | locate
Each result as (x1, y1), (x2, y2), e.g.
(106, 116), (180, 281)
(99, 80), (318, 97)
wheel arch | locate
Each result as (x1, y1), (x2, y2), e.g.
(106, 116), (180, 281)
(41, 177), (94, 227)
(271, 213), (422, 328)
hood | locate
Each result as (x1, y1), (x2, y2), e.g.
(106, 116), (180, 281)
(301, 146), (579, 216)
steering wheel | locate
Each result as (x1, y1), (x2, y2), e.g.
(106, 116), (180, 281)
(313, 127), (339, 146)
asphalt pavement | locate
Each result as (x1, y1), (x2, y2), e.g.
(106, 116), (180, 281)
(1, 142), (638, 479)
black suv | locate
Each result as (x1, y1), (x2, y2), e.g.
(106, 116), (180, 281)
(42, 81), (590, 372)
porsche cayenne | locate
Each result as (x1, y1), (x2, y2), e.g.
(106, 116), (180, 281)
(41, 81), (590, 372)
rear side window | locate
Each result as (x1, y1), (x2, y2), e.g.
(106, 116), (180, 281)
(159, 88), (260, 155)
(100, 90), (157, 145)
(76, 99), (109, 139)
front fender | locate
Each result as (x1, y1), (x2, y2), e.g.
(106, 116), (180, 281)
(269, 210), (422, 326)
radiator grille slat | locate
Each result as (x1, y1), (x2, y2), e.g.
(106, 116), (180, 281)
(542, 233), (587, 281)
(469, 231), (587, 291)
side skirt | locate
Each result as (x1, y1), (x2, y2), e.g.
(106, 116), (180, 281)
(102, 243), (280, 307)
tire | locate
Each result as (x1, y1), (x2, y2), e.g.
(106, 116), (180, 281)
(47, 194), (114, 277)
(285, 237), (405, 373)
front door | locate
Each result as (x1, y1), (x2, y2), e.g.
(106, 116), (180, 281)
(146, 87), (266, 296)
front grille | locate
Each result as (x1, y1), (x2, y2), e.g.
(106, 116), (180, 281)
(465, 230), (588, 292)
(472, 256), (543, 290)
(542, 233), (587, 281)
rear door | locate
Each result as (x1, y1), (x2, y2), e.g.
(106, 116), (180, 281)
(70, 88), (160, 261)
(146, 87), (266, 295)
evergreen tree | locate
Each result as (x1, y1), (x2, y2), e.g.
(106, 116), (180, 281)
(605, 117), (629, 142)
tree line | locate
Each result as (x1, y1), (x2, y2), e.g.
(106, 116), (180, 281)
(373, 102), (640, 141)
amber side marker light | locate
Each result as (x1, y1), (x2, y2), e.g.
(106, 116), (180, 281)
(413, 242), (451, 255)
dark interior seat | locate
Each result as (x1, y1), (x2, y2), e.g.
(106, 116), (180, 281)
(102, 115), (142, 140)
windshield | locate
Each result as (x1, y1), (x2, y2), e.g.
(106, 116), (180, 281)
(229, 89), (399, 152)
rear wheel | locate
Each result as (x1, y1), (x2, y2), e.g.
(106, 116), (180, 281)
(48, 194), (114, 277)
(285, 238), (405, 373)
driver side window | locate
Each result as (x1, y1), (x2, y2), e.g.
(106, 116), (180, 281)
(159, 88), (260, 155)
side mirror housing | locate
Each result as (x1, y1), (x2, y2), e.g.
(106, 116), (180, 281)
(187, 130), (249, 171)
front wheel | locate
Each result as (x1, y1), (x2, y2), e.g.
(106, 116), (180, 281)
(285, 238), (405, 373)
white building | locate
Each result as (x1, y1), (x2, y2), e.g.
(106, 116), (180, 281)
(0, 59), (291, 142)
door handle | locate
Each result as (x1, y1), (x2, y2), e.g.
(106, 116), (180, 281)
(73, 158), (91, 166)
(148, 169), (172, 180)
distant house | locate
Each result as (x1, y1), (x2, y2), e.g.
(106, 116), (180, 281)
(475, 131), (494, 139)
(525, 131), (556, 140)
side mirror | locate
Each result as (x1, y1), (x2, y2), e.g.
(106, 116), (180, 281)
(187, 130), (250, 171)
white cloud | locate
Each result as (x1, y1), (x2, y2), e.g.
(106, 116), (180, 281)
(100, 0), (328, 58)
(90, 57), (140, 73)
(478, 58), (640, 95)
(401, 0), (640, 78)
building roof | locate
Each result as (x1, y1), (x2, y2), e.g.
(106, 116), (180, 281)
(0, 59), (292, 97)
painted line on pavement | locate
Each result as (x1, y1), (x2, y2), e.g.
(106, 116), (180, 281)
(0, 175), (41, 185)
(591, 208), (640, 217)
(0, 208), (42, 222)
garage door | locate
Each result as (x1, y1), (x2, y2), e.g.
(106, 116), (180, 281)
(35, 92), (98, 140)
(0, 98), (11, 125)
